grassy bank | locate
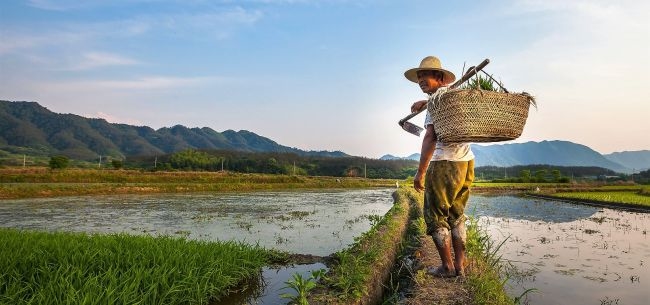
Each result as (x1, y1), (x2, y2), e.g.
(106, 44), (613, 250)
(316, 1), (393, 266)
(307, 186), (514, 304)
(473, 182), (642, 192)
(308, 186), (415, 304)
(0, 168), (395, 199)
(384, 187), (513, 305)
(465, 217), (517, 305)
(540, 191), (650, 208)
(0, 228), (282, 304)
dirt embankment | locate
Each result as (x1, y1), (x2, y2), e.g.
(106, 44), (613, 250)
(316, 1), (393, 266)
(307, 187), (476, 304)
(307, 188), (413, 305)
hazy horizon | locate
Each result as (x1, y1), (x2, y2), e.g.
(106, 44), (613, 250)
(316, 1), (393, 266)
(1, 0), (648, 158)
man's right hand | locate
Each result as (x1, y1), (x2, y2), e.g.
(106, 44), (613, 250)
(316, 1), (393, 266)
(411, 100), (427, 113)
(413, 170), (425, 192)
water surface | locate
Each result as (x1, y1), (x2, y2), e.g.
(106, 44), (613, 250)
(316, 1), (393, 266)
(471, 194), (649, 305)
(0, 189), (395, 256)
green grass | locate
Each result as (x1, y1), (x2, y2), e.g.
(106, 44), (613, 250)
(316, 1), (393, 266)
(0, 228), (282, 304)
(473, 182), (567, 188)
(0, 168), (395, 199)
(465, 217), (517, 305)
(640, 187), (650, 196)
(309, 186), (413, 303)
(550, 191), (650, 207)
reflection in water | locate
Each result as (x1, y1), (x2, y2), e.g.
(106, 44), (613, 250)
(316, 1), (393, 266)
(0, 189), (394, 256)
(0, 189), (391, 305)
(214, 263), (326, 305)
(470, 195), (649, 305)
(471, 194), (599, 223)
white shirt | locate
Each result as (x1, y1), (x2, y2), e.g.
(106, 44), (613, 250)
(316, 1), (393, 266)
(423, 87), (475, 162)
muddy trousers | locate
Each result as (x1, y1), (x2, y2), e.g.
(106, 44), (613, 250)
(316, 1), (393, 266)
(423, 159), (474, 234)
(425, 160), (474, 273)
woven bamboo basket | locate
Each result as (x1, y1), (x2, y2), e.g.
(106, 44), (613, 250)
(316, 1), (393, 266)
(430, 89), (535, 143)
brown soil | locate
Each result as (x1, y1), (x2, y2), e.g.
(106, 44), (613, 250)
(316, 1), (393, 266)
(399, 236), (473, 305)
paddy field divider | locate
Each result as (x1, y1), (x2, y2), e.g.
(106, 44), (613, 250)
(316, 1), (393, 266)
(307, 186), (418, 304)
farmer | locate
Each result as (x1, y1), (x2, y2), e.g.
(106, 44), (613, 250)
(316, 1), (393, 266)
(405, 56), (475, 277)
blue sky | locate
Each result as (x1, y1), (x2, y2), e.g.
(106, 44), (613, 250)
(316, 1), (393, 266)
(1, 0), (648, 158)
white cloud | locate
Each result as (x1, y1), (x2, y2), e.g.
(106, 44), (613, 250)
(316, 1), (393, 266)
(26, 0), (80, 11)
(64, 76), (220, 90)
(63, 52), (141, 71)
(494, 0), (650, 153)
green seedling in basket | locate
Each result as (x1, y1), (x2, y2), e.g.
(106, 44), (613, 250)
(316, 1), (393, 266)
(398, 58), (490, 136)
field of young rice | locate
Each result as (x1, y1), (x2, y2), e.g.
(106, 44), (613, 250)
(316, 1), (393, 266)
(0, 229), (280, 305)
(551, 191), (650, 207)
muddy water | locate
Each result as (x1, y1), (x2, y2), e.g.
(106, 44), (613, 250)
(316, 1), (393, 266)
(0, 189), (394, 256)
(472, 194), (649, 305)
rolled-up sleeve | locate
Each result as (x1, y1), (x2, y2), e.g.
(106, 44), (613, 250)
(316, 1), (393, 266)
(424, 111), (433, 127)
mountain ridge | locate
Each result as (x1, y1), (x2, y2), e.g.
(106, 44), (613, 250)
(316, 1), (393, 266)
(381, 141), (649, 174)
(0, 100), (347, 160)
(3, 100), (647, 173)
(603, 150), (650, 172)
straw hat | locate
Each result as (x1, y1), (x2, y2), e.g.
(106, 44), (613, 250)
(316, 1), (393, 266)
(404, 56), (456, 85)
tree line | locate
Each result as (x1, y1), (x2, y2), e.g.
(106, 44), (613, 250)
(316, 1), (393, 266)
(125, 149), (418, 179)
(40, 149), (647, 184)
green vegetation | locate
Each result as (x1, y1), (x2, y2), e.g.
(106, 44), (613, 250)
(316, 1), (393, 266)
(280, 269), (325, 305)
(0, 169), (394, 199)
(111, 159), (123, 169)
(640, 187), (650, 196)
(475, 165), (621, 183)
(460, 74), (501, 91)
(473, 182), (568, 189)
(465, 217), (517, 305)
(549, 191), (650, 207)
(309, 186), (414, 303)
(632, 169), (650, 184)
(0, 228), (282, 305)
(48, 155), (69, 169)
(134, 149), (417, 178)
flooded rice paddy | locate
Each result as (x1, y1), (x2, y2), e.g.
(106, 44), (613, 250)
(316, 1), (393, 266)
(0, 189), (394, 256)
(1, 190), (648, 304)
(472, 194), (649, 305)
(0, 188), (394, 304)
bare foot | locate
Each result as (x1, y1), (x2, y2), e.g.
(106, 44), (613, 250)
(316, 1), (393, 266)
(427, 265), (457, 278)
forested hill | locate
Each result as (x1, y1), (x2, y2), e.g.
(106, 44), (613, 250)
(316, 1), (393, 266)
(0, 100), (346, 160)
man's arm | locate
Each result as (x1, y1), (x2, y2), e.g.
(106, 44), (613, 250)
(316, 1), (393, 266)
(414, 124), (436, 192)
(411, 100), (427, 113)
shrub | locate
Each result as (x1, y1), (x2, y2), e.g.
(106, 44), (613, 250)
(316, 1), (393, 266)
(111, 159), (123, 169)
(49, 155), (69, 169)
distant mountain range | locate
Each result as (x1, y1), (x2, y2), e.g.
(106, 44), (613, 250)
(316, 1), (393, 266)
(603, 150), (650, 172)
(0, 101), (346, 160)
(2, 100), (648, 174)
(381, 141), (650, 174)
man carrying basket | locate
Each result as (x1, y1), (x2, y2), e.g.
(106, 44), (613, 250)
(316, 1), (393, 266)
(406, 56), (475, 278)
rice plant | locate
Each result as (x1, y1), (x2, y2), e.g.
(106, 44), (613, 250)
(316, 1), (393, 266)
(465, 217), (519, 305)
(280, 269), (325, 305)
(0, 228), (281, 304)
(552, 191), (650, 207)
(460, 74), (501, 91)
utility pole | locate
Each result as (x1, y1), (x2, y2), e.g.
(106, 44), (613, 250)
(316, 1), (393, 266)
(221, 159), (224, 172)
(154, 156), (157, 168)
(98, 155), (102, 168)
(364, 163), (367, 179)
